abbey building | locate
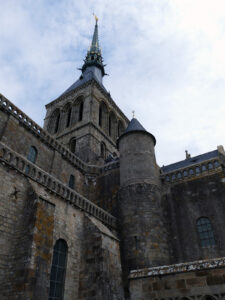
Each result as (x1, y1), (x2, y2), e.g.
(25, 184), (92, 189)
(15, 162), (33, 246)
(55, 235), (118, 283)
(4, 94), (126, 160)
(1, 19), (225, 300)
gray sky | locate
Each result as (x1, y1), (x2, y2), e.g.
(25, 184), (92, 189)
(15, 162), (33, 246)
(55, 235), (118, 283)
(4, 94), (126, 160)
(1, 0), (225, 166)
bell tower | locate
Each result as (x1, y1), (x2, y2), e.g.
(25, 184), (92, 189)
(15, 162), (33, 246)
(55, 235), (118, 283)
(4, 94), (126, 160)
(43, 18), (129, 164)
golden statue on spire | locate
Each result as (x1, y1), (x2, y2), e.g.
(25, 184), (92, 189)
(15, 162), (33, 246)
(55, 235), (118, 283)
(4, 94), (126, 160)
(93, 13), (98, 23)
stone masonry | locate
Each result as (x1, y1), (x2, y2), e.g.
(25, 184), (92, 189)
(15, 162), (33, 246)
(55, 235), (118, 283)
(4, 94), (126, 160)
(1, 20), (225, 300)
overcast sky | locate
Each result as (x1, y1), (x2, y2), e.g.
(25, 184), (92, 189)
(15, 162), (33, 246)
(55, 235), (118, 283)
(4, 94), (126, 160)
(0, 0), (225, 166)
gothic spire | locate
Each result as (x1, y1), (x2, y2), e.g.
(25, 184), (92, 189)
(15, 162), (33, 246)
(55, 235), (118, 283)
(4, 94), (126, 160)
(81, 16), (106, 77)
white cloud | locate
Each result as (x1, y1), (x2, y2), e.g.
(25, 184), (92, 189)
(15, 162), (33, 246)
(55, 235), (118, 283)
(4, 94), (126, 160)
(0, 0), (225, 165)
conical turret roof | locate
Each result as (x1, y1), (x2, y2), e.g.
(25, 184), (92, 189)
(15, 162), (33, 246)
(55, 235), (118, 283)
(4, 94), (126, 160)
(124, 118), (147, 134)
(118, 118), (156, 146)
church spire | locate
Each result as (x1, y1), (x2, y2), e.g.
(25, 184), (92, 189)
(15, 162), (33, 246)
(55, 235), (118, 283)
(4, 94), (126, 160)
(81, 16), (106, 77)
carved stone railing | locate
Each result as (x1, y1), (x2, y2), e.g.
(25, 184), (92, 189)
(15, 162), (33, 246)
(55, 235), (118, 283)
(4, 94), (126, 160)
(129, 256), (225, 279)
(0, 141), (117, 228)
(161, 159), (222, 184)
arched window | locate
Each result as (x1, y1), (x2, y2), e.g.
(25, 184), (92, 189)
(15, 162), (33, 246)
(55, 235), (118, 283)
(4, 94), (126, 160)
(118, 120), (125, 137)
(214, 161), (220, 168)
(99, 102), (108, 132)
(27, 146), (37, 163)
(71, 96), (84, 126)
(54, 113), (60, 133)
(70, 138), (76, 154)
(183, 170), (188, 177)
(109, 115), (111, 136)
(208, 162), (213, 170)
(195, 166), (200, 174)
(100, 142), (106, 159)
(79, 101), (83, 121)
(99, 106), (102, 126)
(202, 164), (207, 171)
(66, 107), (72, 128)
(25, 146), (37, 174)
(49, 239), (67, 300)
(189, 169), (194, 175)
(68, 175), (75, 189)
(109, 112), (117, 140)
(47, 109), (61, 134)
(166, 175), (170, 182)
(177, 172), (182, 179)
(196, 217), (216, 248)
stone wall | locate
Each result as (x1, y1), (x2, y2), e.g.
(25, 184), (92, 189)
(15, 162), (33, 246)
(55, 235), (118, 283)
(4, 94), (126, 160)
(129, 258), (225, 299)
(78, 215), (124, 300)
(0, 95), (86, 195)
(163, 170), (225, 264)
(0, 165), (37, 300)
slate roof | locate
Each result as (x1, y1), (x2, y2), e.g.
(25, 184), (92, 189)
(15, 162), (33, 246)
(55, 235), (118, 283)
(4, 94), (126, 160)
(124, 118), (147, 134)
(161, 149), (219, 173)
(60, 68), (107, 97)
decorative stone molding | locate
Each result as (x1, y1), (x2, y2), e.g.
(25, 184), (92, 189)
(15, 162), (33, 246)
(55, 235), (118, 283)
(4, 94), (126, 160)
(161, 159), (222, 184)
(0, 141), (117, 229)
(129, 256), (225, 279)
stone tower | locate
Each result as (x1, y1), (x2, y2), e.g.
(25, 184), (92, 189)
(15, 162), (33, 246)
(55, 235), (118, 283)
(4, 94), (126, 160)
(43, 19), (128, 164)
(118, 118), (170, 289)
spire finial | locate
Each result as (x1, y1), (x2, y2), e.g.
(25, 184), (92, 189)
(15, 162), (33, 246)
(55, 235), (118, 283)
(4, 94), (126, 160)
(132, 110), (135, 118)
(93, 13), (98, 24)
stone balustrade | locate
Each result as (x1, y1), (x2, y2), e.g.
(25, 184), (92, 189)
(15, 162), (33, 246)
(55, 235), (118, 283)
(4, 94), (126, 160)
(0, 141), (117, 228)
(162, 159), (221, 183)
(129, 256), (225, 278)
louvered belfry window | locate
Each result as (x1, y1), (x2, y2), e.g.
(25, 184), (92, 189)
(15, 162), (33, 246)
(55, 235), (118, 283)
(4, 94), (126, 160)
(49, 239), (68, 300)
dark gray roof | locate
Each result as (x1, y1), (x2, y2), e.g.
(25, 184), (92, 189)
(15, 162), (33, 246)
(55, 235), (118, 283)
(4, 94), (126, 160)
(161, 150), (219, 173)
(60, 67), (107, 97)
(125, 118), (147, 134)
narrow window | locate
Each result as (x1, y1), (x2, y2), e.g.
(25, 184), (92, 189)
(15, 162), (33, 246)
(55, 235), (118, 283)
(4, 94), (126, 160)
(78, 102), (83, 121)
(26, 146), (37, 174)
(70, 138), (76, 154)
(109, 115), (111, 136)
(54, 113), (60, 133)
(196, 166), (200, 174)
(208, 162), (213, 170)
(183, 170), (188, 177)
(189, 169), (194, 175)
(99, 106), (102, 127)
(27, 146), (37, 163)
(214, 161), (220, 168)
(166, 175), (170, 182)
(68, 175), (75, 189)
(197, 217), (216, 248)
(49, 239), (67, 300)
(100, 142), (106, 159)
(202, 165), (206, 171)
(66, 108), (72, 128)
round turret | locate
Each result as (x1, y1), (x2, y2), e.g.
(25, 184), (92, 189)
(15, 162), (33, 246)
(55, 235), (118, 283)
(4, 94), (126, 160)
(118, 118), (170, 278)
(118, 118), (158, 187)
